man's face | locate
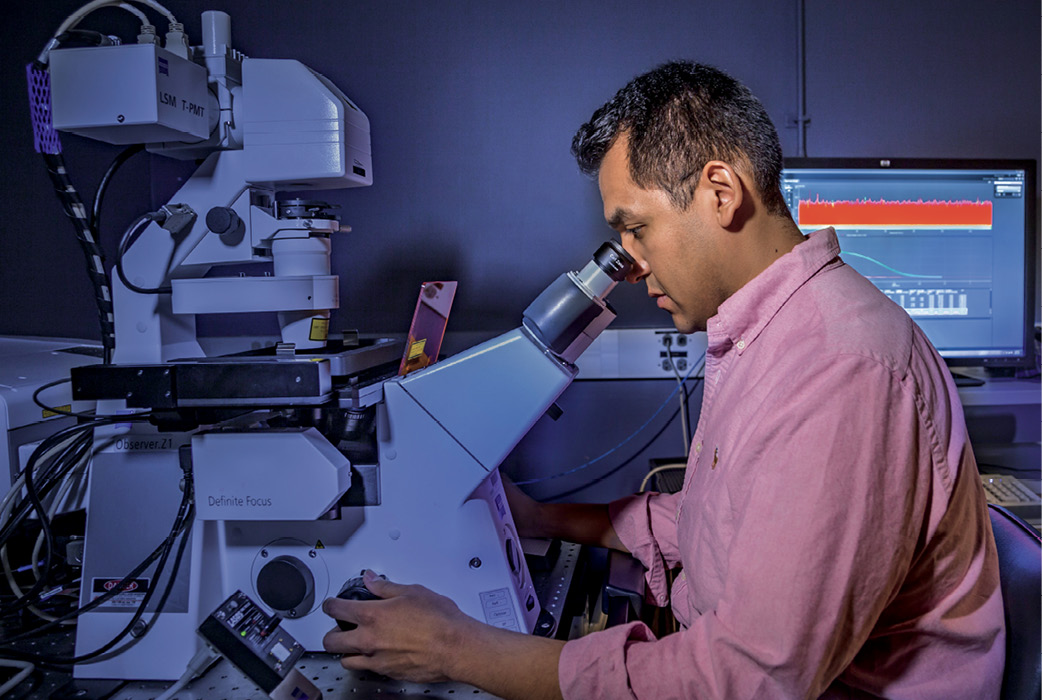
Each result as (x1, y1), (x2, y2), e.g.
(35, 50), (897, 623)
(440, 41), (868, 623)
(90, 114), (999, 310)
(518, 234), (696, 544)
(597, 136), (726, 333)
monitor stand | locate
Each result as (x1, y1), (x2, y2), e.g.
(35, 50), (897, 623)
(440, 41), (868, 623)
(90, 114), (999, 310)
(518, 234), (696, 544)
(950, 369), (986, 387)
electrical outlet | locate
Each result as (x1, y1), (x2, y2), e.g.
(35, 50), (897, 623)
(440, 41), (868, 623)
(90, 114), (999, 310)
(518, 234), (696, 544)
(575, 329), (707, 379)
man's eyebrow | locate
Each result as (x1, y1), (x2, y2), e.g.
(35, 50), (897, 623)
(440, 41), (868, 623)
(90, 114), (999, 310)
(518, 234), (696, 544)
(606, 207), (632, 231)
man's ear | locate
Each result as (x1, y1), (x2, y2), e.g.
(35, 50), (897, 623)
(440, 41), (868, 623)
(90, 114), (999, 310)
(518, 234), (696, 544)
(700, 161), (743, 229)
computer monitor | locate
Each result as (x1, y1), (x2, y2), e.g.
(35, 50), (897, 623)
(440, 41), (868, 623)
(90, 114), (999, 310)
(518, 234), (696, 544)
(781, 158), (1037, 374)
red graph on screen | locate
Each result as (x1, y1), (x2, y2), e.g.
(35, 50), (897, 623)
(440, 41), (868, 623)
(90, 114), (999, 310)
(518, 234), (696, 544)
(798, 196), (993, 229)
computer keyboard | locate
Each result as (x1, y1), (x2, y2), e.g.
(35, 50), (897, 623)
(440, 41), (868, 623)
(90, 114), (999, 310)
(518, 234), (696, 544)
(980, 474), (1042, 522)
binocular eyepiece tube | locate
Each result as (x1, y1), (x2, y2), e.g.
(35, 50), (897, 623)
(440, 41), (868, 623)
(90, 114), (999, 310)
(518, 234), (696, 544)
(522, 240), (634, 364)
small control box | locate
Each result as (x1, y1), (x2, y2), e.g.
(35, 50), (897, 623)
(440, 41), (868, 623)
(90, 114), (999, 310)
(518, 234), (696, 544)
(198, 590), (321, 700)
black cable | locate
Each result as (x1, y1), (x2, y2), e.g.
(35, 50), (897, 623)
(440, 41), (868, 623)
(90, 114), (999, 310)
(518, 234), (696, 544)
(0, 427), (98, 613)
(0, 431), (90, 552)
(91, 144), (145, 235)
(52, 30), (114, 50)
(94, 511), (194, 663)
(0, 414), (149, 582)
(115, 213), (171, 295)
(0, 416), (145, 608)
(0, 426), (188, 644)
(0, 515), (186, 661)
(0, 421), (100, 548)
(80, 453), (198, 662)
(31, 378), (94, 420)
(31, 378), (149, 422)
(0, 483), (193, 662)
(62, 505), (194, 665)
(18, 453), (53, 585)
(19, 437), (57, 606)
(543, 378), (703, 501)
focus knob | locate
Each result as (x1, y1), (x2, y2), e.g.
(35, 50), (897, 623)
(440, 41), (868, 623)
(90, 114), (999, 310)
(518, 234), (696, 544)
(334, 576), (380, 631)
(206, 206), (241, 234)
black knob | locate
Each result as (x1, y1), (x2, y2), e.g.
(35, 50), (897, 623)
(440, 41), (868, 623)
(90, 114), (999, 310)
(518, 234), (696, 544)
(334, 576), (380, 631)
(206, 206), (240, 234)
(256, 556), (314, 619)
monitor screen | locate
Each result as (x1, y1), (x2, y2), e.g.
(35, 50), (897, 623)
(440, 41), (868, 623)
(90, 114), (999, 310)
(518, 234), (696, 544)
(781, 158), (1037, 369)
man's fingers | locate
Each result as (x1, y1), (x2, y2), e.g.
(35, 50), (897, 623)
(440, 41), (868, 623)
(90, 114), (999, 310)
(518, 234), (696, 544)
(361, 570), (409, 597)
(322, 626), (363, 656)
(322, 596), (357, 622)
(339, 652), (375, 671)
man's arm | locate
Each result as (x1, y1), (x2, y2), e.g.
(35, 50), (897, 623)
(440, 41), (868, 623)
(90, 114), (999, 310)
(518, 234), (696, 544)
(502, 477), (629, 552)
(323, 571), (565, 700)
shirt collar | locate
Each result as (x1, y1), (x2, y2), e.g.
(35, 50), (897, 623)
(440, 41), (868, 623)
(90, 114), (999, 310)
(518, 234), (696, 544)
(706, 227), (841, 356)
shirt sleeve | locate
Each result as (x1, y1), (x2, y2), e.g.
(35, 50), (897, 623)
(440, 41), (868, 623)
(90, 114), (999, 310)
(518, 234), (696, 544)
(607, 490), (683, 607)
(559, 353), (939, 700)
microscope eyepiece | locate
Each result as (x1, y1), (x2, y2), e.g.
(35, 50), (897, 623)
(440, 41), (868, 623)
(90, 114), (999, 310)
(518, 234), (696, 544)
(593, 239), (634, 282)
(521, 239), (631, 362)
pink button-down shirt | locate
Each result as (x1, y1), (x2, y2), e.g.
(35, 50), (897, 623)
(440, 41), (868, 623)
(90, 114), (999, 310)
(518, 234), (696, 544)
(559, 228), (1004, 699)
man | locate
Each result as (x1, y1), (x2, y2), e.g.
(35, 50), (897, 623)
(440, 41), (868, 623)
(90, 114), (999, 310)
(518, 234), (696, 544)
(322, 61), (1005, 699)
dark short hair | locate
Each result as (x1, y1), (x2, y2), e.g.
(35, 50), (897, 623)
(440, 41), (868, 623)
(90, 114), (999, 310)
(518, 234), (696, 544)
(571, 61), (788, 216)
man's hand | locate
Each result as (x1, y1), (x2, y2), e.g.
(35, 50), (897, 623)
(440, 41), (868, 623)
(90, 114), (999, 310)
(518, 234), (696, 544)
(321, 570), (566, 700)
(322, 570), (474, 683)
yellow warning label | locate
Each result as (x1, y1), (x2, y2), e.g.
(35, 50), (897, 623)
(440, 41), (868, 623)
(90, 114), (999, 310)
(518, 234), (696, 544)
(41, 406), (71, 419)
(314, 540), (325, 549)
(407, 339), (427, 361)
(309, 318), (329, 342)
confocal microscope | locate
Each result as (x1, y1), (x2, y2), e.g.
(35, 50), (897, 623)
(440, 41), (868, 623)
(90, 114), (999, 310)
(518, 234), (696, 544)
(30, 3), (633, 681)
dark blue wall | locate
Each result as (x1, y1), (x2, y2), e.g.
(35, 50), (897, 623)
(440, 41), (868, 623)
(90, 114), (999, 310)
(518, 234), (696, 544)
(4, 0), (1037, 340)
(1, 1), (1038, 500)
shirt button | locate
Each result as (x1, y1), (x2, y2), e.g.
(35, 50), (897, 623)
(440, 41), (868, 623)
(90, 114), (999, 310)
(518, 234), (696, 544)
(695, 442), (702, 453)
(736, 339), (746, 350)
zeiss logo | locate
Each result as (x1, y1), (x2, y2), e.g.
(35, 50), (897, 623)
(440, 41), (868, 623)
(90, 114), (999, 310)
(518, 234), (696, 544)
(158, 56), (169, 76)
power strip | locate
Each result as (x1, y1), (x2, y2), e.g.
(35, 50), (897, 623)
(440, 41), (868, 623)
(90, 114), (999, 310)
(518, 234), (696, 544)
(575, 329), (708, 379)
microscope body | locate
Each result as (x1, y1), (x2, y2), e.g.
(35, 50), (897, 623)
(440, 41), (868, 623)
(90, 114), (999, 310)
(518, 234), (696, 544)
(45, 8), (633, 682)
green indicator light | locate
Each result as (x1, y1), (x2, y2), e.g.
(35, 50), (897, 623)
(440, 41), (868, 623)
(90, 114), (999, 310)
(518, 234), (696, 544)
(241, 630), (247, 636)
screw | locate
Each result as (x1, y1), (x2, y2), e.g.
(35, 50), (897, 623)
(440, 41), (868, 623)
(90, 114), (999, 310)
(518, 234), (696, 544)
(469, 558), (482, 569)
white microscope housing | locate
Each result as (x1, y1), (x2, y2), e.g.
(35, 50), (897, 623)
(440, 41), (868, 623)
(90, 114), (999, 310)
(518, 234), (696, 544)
(45, 7), (635, 682)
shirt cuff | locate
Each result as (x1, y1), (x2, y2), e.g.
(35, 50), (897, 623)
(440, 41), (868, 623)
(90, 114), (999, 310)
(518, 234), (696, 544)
(559, 621), (657, 700)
